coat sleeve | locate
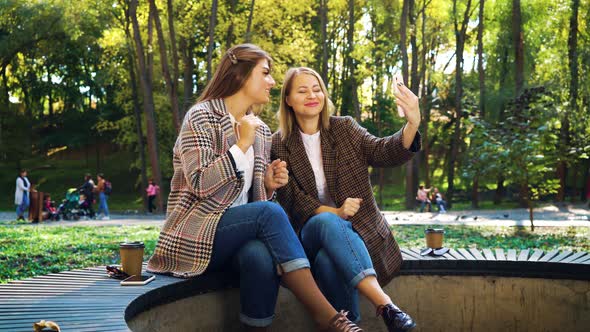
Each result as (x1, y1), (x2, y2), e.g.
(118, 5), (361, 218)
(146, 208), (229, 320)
(178, 113), (240, 200)
(272, 134), (322, 231)
(16, 178), (28, 191)
(341, 116), (421, 168)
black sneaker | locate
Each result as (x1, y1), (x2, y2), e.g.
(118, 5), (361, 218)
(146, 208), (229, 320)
(377, 303), (416, 332)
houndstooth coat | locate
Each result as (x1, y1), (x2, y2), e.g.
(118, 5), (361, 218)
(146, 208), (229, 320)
(147, 99), (272, 278)
(271, 116), (421, 286)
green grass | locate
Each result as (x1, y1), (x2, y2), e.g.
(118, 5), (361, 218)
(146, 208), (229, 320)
(1, 223), (588, 284)
(0, 225), (160, 283)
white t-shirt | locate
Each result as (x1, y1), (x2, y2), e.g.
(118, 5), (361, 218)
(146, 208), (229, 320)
(227, 113), (254, 207)
(300, 131), (336, 207)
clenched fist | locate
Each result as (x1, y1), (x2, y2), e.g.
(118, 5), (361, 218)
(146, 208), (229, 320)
(337, 197), (363, 219)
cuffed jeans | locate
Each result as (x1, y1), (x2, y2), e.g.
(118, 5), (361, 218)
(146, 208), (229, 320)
(207, 201), (310, 327)
(300, 212), (377, 322)
(16, 193), (29, 219)
(98, 192), (109, 217)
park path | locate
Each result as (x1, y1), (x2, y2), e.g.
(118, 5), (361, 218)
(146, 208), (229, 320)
(1, 203), (589, 227)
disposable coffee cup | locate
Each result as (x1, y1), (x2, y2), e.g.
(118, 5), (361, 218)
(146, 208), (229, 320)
(424, 228), (444, 249)
(120, 241), (145, 280)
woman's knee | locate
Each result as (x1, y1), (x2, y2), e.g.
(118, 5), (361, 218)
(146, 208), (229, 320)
(235, 240), (276, 275)
(306, 212), (349, 233)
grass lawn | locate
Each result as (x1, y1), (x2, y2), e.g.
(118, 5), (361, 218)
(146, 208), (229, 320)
(1, 223), (588, 284)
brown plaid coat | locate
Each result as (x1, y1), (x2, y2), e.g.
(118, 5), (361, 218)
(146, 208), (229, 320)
(147, 99), (272, 278)
(271, 116), (421, 286)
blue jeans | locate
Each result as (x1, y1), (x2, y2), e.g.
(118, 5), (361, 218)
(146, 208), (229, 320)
(98, 192), (109, 217)
(300, 212), (377, 322)
(16, 193), (29, 219)
(207, 201), (310, 327)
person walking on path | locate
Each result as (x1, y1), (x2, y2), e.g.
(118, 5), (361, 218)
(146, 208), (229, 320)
(95, 173), (110, 220)
(272, 67), (419, 331)
(147, 45), (361, 332)
(15, 169), (31, 221)
(146, 179), (160, 213)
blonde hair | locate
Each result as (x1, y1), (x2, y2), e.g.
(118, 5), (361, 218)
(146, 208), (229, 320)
(278, 67), (334, 140)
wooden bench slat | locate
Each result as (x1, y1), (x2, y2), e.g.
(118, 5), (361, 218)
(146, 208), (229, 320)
(495, 249), (506, 261)
(448, 249), (466, 260)
(560, 252), (587, 263)
(550, 251), (573, 262)
(517, 249), (530, 261)
(457, 248), (476, 260)
(528, 249), (544, 261)
(571, 253), (590, 264)
(482, 249), (496, 261)
(400, 248), (421, 260)
(507, 249), (517, 261)
(539, 250), (560, 262)
(468, 248), (486, 260)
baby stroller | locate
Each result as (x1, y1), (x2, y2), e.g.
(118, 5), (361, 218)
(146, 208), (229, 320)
(58, 188), (93, 220)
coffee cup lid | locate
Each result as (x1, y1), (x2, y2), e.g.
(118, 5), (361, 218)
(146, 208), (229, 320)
(424, 228), (445, 234)
(120, 241), (145, 248)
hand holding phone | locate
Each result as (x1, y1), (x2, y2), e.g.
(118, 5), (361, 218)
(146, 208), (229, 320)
(394, 74), (405, 118)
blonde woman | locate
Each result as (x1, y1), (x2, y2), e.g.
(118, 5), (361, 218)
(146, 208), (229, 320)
(272, 67), (420, 332)
(147, 46), (361, 332)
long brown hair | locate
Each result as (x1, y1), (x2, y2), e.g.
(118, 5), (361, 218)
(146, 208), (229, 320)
(197, 44), (273, 102)
(278, 67), (334, 139)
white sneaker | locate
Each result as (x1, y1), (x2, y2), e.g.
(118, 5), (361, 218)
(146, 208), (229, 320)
(102, 216), (110, 220)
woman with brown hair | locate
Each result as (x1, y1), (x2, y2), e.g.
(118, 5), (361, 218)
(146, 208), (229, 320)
(147, 45), (361, 332)
(272, 67), (420, 332)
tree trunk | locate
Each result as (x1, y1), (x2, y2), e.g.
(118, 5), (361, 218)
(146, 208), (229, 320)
(123, 6), (149, 212)
(0, 65), (6, 152)
(408, 0), (419, 208)
(477, 0), (485, 117)
(447, 0), (473, 208)
(557, 0), (579, 202)
(130, 0), (164, 212)
(512, 0), (524, 94)
(319, 0), (329, 83)
(401, 0), (414, 209)
(148, 0), (181, 133)
(181, 37), (195, 114)
(347, 0), (360, 120)
(472, 173), (480, 208)
(207, 0), (219, 82)
(245, 0), (255, 43)
(225, 0), (238, 49)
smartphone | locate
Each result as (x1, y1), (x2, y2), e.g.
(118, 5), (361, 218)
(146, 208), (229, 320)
(120, 274), (155, 286)
(394, 73), (405, 117)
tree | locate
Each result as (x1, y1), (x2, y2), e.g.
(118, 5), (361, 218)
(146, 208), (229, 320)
(147, 0), (181, 133)
(206, 0), (218, 82)
(130, 0), (164, 212)
(446, 0), (474, 208)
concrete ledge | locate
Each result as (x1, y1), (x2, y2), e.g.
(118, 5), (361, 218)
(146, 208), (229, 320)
(126, 249), (590, 332)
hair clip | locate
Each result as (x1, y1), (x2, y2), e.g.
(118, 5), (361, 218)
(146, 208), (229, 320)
(227, 51), (238, 64)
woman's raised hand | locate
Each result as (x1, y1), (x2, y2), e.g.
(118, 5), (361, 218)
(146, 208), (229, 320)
(393, 84), (421, 128)
(236, 114), (261, 152)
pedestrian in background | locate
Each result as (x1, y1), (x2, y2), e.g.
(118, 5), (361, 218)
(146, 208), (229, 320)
(15, 169), (30, 221)
(96, 173), (110, 220)
(146, 179), (160, 213)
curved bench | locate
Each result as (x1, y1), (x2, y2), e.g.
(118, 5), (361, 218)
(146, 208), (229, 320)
(1, 248), (589, 332)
